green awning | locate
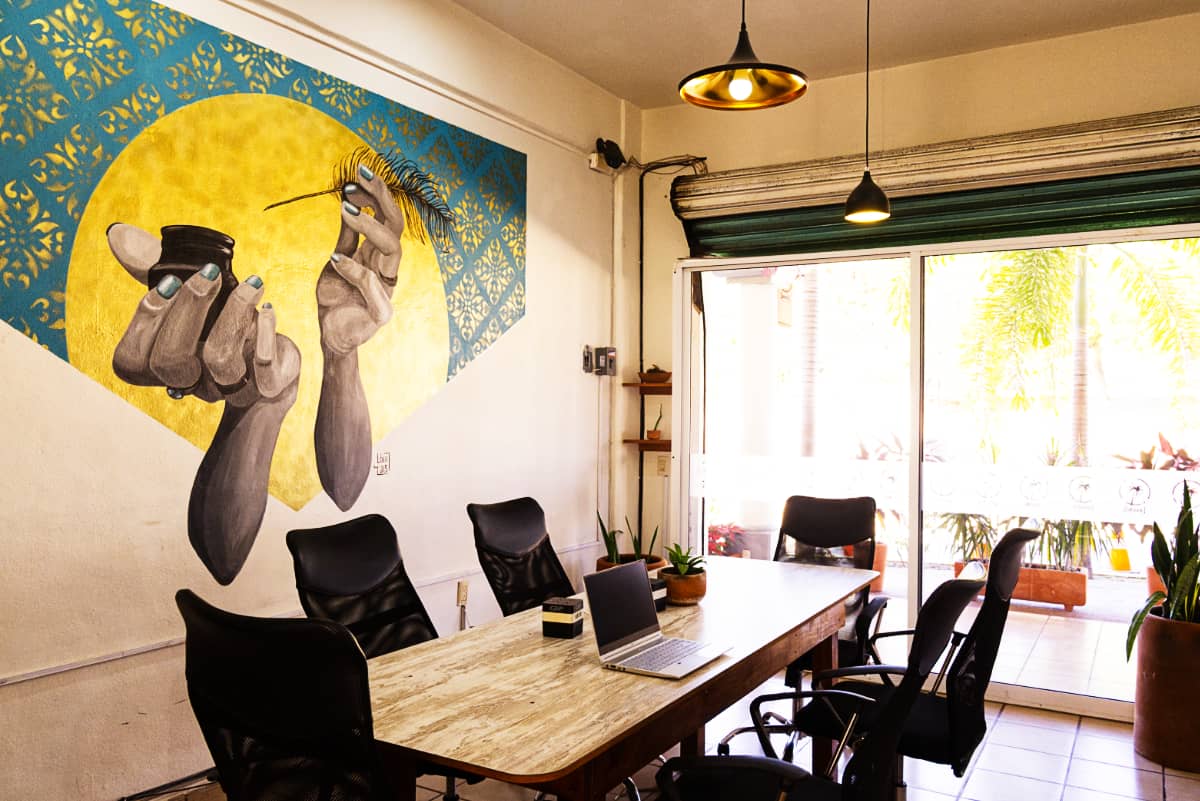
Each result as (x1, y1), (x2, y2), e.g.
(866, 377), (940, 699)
(674, 166), (1200, 259)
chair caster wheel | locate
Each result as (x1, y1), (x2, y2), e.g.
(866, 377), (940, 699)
(717, 743), (730, 756)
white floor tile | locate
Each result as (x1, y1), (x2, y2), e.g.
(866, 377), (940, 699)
(975, 742), (1070, 783)
(1078, 717), (1135, 741)
(1063, 787), (1158, 801)
(906, 789), (959, 801)
(988, 722), (1077, 755)
(1067, 759), (1163, 800)
(1166, 773), (1200, 800)
(903, 756), (971, 796)
(962, 768), (1064, 801)
(1073, 733), (1161, 771)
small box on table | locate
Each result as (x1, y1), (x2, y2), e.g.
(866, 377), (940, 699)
(650, 577), (667, 612)
(542, 597), (584, 638)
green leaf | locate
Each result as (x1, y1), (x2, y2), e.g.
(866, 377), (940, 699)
(1127, 591), (1166, 660)
(1151, 522), (1173, 598)
(1170, 554), (1200, 621)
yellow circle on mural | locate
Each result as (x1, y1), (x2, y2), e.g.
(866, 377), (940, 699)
(67, 94), (449, 510)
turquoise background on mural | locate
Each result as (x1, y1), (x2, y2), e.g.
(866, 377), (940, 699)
(0, 0), (527, 379)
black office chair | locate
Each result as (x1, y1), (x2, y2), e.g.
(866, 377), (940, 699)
(286, 514), (437, 658)
(177, 589), (396, 801)
(467, 497), (574, 616)
(718, 495), (888, 759)
(286, 514), (479, 801)
(789, 527), (1041, 780)
(656, 578), (984, 801)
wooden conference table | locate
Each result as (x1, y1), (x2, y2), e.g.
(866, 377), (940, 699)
(368, 556), (876, 801)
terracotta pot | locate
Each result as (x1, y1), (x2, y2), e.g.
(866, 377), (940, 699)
(1135, 610), (1200, 771)
(646, 430), (662, 440)
(1148, 566), (1166, 596)
(661, 567), (707, 605)
(954, 562), (1086, 611)
(596, 553), (668, 573)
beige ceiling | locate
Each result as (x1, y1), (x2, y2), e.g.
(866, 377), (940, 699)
(449, 0), (1199, 109)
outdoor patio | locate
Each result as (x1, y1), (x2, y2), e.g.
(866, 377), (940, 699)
(873, 563), (1145, 702)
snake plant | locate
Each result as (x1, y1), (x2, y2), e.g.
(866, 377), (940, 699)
(1127, 482), (1200, 659)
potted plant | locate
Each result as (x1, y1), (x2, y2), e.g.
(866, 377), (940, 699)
(1126, 483), (1200, 771)
(707, 522), (747, 557)
(646, 404), (663, 440)
(596, 511), (667, 572)
(949, 513), (1100, 612)
(638, 363), (671, 384)
(661, 543), (706, 605)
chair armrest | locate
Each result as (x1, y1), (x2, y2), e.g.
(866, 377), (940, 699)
(854, 596), (889, 642)
(749, 689), (877, 759)
(870, 628), (916, 642)
(813, 664), (907, 687)
(657, 755), (812, 801)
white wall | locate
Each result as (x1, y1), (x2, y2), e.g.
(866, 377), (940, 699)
(635, 13), (1200, 549)
(0, 1), (632, 798)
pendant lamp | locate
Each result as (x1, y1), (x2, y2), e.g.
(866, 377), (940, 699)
(678, 0), (807, 111)
(844, 0), (890, 223)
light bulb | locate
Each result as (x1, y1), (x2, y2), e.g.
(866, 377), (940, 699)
(728, 75), (753, 101)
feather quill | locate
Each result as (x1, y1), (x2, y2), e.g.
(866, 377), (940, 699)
(265, 146), (456, 251)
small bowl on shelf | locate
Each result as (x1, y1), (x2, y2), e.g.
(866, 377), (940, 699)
(638, 370), (671, 384)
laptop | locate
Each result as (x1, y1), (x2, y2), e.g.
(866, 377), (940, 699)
(582, 560), (727, 679)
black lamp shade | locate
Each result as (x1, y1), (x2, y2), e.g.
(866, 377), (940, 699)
(844, 170), (891, 223)
(679, 26), (808, 110)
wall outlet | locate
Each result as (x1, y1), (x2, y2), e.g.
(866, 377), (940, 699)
(456, 580), (469, 607)
(656, 455), (670, 476)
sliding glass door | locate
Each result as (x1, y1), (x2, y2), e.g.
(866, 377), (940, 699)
(676, 229), (1200, 712)
(921, 238), (1200, 704)
(687, 257), (911, 628)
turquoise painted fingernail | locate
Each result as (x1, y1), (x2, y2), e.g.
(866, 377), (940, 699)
(156, 275), (182, 298)
(262, 302), (273, 310)
(343, 182), (360, 195)
(330, 252), (343, 263)
(199, 263), (219, 280)
(342, 200), (360, 216)
(358, 164), (374, 181)
(246, 275), (263, 289)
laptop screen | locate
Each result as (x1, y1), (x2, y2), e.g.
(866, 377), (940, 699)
(583, 560), (661, 655)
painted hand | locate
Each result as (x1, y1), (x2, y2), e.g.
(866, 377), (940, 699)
(314, 163), (406, 511)
(108, 223), (301, 585)
(316, 163), (404, 354)
(108, 223), (301, 405)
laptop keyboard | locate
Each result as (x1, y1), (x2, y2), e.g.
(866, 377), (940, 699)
(620, 638), (707, 671)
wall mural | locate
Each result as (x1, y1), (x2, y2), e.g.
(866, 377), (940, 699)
(0, 0), (527, 583)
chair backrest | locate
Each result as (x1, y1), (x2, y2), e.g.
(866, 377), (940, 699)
(176, 589), (383, 801)
(942, 527), (1042, 769)
(466, 497), (574, 616)
(840, 578), (983, 801)
(286, 514), (437, 659)
(774, 495), (878, 638)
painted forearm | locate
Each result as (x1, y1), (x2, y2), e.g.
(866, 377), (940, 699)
(315, 347), (371, 511)
(187, 381), (298, 584)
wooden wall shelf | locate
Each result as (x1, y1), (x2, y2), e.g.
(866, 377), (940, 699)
(622, 382), (672, 396)
(622, 438), (671, 452)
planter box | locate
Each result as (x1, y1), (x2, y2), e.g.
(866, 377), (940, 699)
(955, 561), (1086, 611)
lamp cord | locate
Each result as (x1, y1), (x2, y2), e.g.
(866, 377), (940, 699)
(864, 0), (871, 170)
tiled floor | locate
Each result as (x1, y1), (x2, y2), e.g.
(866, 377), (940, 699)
(877, 569), (1144, 702)
(168, 682), (1197, 801)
